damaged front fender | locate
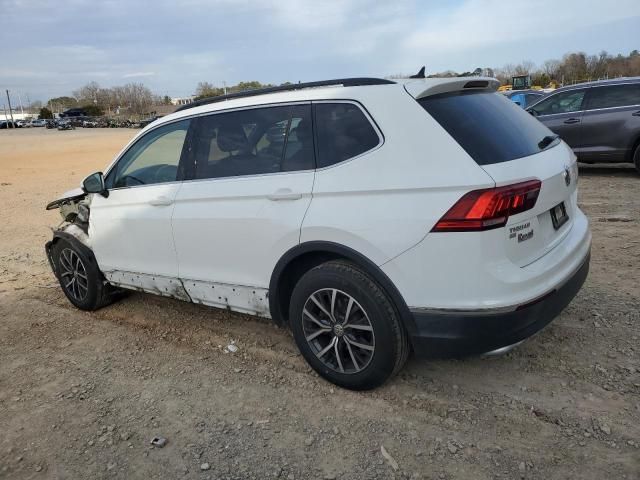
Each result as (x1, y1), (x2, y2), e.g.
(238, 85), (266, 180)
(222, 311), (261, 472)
(45, 225), (94, 276)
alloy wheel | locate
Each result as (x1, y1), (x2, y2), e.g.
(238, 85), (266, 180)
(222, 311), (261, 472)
(302, 288), (375, 374)
(59, 248), (89, 302)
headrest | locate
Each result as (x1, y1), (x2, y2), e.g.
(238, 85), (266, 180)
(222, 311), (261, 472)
(217, 123), (248, 152)
(292, 119), (311, 142)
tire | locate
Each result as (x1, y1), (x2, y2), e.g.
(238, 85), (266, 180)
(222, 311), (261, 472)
(634, 144), (640, 175)
(51, 238), (113, 311)
(289, 260), (410, 390)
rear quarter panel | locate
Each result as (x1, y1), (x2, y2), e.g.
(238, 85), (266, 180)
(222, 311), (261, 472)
(301, 87), (494, 266)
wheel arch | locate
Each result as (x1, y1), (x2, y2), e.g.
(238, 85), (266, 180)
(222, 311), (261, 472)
(268, 241), (416, 335)
(629, 133), (640, 164)
(45, 227), (96, 277)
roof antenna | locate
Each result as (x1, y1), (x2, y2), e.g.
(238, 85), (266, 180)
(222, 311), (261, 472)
(410, 66), (426, 79)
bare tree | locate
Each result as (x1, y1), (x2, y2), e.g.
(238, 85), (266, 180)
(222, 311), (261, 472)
(119, 83), (154, 115)
(514, 60), (535, 76)
(73, 81), (101, 105)
(542, 59), (561, 79)
(195, 81), (223, 99)
(559, 52), (588, 83)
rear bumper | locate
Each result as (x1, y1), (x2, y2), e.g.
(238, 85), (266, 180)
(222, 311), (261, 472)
(409, 250), (590, 358)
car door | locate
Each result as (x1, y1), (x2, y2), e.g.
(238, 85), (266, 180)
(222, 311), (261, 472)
(90, 119), (192, 295)
(171, 103), (315, 316)
(528, 88), (588, 149)
(579, 83), (640, 163)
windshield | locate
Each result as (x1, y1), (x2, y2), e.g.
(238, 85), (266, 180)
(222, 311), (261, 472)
(418, 91), (555, 165)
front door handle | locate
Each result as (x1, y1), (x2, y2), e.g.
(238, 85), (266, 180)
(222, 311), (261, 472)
(267, 189), (303, 201)
(632, 110), (640, 116)
(564, 118), (580, 124)
(149, 196), (174, 206)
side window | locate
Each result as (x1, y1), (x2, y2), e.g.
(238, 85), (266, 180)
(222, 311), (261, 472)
(586, 84), (640, 110)
(530, 90), (586, 116)
(192, 104), (314, 180)
(107, 119), (190, 188)
(314, 103), (380, 168)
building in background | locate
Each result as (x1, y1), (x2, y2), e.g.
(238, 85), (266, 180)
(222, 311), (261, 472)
(170, 96), (195, 106)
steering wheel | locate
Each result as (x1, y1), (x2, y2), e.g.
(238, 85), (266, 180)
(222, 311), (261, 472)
(119, 174), (145, 186)
(155, 164), (177, 182)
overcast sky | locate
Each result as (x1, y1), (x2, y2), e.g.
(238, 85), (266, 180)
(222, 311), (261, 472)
(1, 0), (639, 102)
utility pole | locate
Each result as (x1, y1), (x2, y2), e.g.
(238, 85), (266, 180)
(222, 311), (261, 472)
(5, 90), (15, 128)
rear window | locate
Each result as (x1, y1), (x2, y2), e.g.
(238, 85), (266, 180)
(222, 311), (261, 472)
(419, 91), (554, 165)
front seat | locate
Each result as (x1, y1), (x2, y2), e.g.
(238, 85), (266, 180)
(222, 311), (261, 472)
(282, 119), (314, 171)
(214, 123), (257, 177)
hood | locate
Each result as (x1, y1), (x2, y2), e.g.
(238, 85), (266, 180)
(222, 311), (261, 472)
(46, 187), (86, 210)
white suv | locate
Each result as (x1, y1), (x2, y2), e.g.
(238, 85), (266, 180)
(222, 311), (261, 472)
(46, 76), (591, 390)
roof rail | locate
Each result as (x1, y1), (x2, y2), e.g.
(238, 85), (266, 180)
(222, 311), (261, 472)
(175, 77), (396, 112)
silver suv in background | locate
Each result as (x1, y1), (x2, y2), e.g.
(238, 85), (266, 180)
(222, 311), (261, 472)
(527, 78), (640, 173)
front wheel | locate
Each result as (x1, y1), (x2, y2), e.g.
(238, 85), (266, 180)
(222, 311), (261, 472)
(51, 238), (113, 311)
(633, 144), (640, 175)
(289, 261), (409, 390)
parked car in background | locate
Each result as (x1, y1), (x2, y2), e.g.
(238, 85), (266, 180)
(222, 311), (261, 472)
(16, 120), (31, 128)
(57, 120), (75, 131)
(138, 115), (161, 129)
(504, 89), (545, 108)
(527, 78), (640, 172)
(45, 76), (591, 390)
(0, 120), (19, 129)
(82, 119), (98, 128)
(30, 119), (47, 127)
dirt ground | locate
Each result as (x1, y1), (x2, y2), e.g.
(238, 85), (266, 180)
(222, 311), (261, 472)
(0, 128), (638, 480)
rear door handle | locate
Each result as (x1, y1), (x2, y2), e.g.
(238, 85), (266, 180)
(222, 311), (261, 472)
(267, 188), (303, 201)
(564, 118), (580, 124)
(149, 196), (174, 206)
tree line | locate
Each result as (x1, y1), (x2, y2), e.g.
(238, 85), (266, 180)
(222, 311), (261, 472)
(36, 48), (640, 119)
(429, 49), (640, 87)
(194, 80), (293, 99)
(40, 81), (165, 119)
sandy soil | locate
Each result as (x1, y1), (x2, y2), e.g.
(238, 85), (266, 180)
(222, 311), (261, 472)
(0, 128), (638, 480)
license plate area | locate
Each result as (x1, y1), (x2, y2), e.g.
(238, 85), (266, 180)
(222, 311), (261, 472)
(550, 202), (569, 230)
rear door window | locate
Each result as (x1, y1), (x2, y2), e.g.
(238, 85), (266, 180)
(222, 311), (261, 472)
(418, 91), (553, 166)
(585, 84), (640, 110)
(314, 103), (380, 168)
(191, 104), (314, 180)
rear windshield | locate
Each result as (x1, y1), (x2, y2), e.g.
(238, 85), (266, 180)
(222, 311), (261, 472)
(418, 91), (554, 165)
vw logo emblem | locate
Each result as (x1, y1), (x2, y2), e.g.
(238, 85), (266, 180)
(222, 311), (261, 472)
(563, 167), (571, 187)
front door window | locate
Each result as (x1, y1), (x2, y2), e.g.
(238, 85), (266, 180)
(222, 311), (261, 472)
(107, 119), (190, 188)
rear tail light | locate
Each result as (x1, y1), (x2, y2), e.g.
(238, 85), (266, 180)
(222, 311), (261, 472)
(432, 180), (542, 232)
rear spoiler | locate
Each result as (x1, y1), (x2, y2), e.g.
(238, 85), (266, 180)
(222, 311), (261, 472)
(404, 77), (500, 100)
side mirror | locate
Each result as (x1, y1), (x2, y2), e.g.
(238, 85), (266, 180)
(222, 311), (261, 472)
(82, 172), (108, 197)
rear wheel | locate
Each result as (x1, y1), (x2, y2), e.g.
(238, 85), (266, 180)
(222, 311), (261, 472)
(51, 238), (113, 311)
(289, 260), (409, 390)
(634, 144), (640, 174)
